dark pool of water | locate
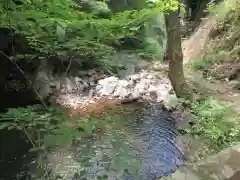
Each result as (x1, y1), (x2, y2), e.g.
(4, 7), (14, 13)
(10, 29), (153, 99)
(0, 129), (36, 180)
(0, 102), (184, 180)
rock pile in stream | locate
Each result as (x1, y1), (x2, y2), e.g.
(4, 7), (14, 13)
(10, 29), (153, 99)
(55, 69), (174, 109)
(95, 70), (172, 102)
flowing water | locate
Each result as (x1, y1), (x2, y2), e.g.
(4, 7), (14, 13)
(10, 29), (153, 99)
(0, 102), (184, 180)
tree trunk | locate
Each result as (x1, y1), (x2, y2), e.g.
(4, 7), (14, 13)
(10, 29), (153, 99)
(164, 10), (194, 100)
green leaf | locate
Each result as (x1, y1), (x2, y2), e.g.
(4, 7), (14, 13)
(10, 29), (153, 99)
(16, 126), (23, 130)
(102, 175), (108, 179)
(0, 123), (9, 130)
(56, 22), (66, 39)
(83, 125), (93, 134)
(28, 147), (43, 152)
(97, 176), (102, 180)
(8, 126), (15, 130)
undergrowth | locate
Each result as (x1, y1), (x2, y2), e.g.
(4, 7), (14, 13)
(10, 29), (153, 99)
(186, 58), (213, 71)
(183, 98), (240, 158)
(183, 0), (240, 157)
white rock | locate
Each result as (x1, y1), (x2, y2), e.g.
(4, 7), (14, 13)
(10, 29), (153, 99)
(97, 77), (119, 95)
(129, 74), (140, 81)
(139, 79), (151, 89)
(148, 85), (158, 93)
(134, 82), (145, 92)
(114, 86), (130, 98)
(117, 80), (129, 87)
(98, 76), (119, 86)
(139, 71), (148, 79)
(128, 79), (135, 87)
(131, 91), (141, 99)
(147, 74), (154, 79)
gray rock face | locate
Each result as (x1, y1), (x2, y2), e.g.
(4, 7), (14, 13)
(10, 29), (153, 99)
(52, 68), (106, 94)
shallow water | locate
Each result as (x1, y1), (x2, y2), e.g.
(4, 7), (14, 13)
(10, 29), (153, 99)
(0, 102), (184, 180)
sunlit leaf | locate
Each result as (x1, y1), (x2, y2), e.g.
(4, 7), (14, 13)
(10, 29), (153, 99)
(0, 123), (9, 130)
(56, 22), (66, 39)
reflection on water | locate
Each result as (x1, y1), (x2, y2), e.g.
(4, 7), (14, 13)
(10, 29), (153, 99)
(0, 102), (184, 180)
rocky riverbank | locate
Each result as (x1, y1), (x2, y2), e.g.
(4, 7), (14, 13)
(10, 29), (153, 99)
(53, 67), (174, 110)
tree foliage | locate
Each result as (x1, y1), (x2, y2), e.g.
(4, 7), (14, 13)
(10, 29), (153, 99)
(0, 0), (184, 178)
(0, 0), (178, 72)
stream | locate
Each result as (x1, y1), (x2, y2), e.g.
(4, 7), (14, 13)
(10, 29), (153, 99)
(0, 102), (184, 180)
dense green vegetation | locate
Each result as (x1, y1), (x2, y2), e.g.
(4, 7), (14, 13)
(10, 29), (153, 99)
(0, 0), (181, 178)
(186, 99), (240, 158)
(1, 0), (240, 179)
(184, 0), (240, 159)
(0, 0), (176, 72)
(0, 0), (178, 141)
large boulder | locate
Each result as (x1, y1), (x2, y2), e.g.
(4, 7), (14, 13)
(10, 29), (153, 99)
(168, 143), (240, 180)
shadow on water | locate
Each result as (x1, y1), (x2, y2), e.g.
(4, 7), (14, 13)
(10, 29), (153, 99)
(122, 103), (183, 179)
(0, 100), (184, 180)
(0, 91), (40, 180)
(0, 129), (37, 180)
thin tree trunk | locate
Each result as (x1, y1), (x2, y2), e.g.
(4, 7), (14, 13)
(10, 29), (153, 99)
(164, 10), (194, 100)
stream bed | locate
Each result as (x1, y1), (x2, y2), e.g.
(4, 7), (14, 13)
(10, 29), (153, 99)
(0, 102), (184, 180)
